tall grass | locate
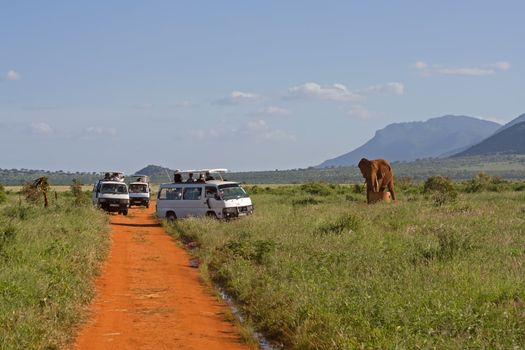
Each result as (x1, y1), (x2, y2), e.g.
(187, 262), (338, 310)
(165, 183), (525, 349)
(0, 191), (109, 349)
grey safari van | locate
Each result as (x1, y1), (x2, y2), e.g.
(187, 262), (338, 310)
(156, 180), (253, 220)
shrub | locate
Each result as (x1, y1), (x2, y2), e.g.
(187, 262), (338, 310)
(316, 213), (361, 235)
(0, 184), (6, 204)
(292, 197), (321, 206)
(464, 172), (493, 193)
(352, 183), (363, 194)
(70, 179), (86, 206)
(300, 183), (332, 197)
(423, 176), (457, 206)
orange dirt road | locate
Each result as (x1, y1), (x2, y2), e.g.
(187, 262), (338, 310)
(74, 204), (251, 350)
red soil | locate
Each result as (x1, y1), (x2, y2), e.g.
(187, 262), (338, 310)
(73, 204), (252, 350)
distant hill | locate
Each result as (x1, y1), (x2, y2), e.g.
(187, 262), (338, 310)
(494, 113), (525, 134)
(135, 164), (175, 183)
(318, 115), (500, 168)
(453, 121), (525, 157)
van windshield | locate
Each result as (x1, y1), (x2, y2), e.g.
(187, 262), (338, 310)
(129, 184), (148, 193)
(101, 184), (128, 194)
(218, 184), (248, 200)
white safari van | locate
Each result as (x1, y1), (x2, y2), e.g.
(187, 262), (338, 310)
(156, 169), (253, 220)
(92, 180), (130, 215)
(128, 174), (151, 208)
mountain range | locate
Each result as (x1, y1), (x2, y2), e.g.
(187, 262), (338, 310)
(454, 117), (525, 157)
(318, 115), (501, 167)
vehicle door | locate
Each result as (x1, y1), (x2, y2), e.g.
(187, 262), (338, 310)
(181, 185), (206, 217)
(92, 181), (101, 205)
(205, 186), (221, 214)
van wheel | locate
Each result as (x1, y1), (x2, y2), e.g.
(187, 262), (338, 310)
(146, 202), (150, 208)
(206, 211), (217, 219)
(166, 212), (176, 223)
(123, 210), (128, 216)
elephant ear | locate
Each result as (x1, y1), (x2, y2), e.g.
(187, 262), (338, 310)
(358, 158), (369, 176)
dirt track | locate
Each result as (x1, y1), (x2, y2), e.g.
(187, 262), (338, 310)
(74, 204), (251, 350)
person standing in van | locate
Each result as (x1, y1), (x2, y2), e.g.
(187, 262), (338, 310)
(197, 174), (206, 183)
(186, 172), (196, 183)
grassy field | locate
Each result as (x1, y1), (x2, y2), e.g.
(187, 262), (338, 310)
(165, 181), (525, 349)
(0, 187), (110, 349)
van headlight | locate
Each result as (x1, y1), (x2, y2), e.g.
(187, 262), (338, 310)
(99, 198), (107, 203)
(222, 207), (238, 216)
(120, 199), (129, 204)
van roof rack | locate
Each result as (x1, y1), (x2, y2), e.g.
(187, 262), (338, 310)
(174, 168), (228, 181)
(129, 174), (150, 183)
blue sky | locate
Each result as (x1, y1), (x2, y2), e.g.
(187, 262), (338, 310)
(1, 1), (524, 173)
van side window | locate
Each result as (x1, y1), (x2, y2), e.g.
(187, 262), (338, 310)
(159, 188), (182, 200)
(205, 186), (217, 198)
(183, 187), (202, 200)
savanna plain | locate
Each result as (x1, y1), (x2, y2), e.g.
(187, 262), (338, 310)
(1, 175), (525, 349)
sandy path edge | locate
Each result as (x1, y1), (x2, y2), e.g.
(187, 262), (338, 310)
(73, 204), (252, 350)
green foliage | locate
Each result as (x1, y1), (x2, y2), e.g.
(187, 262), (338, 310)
(316, 213), (361, 235)
(70, 179), (88, 206)
(300, 183), (333, 196)
(0, 184), (6, 204)
(464, 172), (510, 193)
(164, 183), (525, 349)
(0, 193), (110, 349)
(424, 176), (458, 206)
(292, 196), (321, 206)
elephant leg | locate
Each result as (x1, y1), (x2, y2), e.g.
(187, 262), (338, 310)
(370, 173), (379, 192)
(388, 180), (396, 201)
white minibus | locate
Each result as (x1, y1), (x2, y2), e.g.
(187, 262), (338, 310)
(156, 180), (253, 220)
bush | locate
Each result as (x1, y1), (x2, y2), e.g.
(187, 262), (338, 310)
(0, 184), (6, 204)
(300, 183), (333, 197)
(423, 176), (457, 206)
(316, 213), (361, 235)
(464, 172), (494, 193)
(70, 179), (87, 206)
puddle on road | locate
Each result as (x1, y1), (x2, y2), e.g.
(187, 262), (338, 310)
(217, 289), (281, 350)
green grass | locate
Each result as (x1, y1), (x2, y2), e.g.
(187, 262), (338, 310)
(0, 191), (110, 350)
(165, 183), (525, 349)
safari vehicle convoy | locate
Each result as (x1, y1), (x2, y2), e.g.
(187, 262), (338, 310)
(156, 169), (253, 220)
(127, 174), (151, 208)
(92, 171), (130, 215)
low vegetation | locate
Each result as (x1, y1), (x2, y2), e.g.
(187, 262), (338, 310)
(3, 154), (525, 185)
(165, 176), (525, 349)
(0, 184), (110, 349)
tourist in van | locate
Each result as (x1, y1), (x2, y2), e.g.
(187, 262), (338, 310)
(186, 172), (196, 183)
(174, 173), (182, 183)
(205, 171), (214, 181)
(197, 174), (206, 183)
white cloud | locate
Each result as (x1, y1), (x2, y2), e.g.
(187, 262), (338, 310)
(243, 119), (296, 141)
(29, 122), (53, 135)
(85, 126), (117, 136)
(214, 91), (264, 105)
(490, 62), (511, 71)
(362, 82), (404, 95)
(438, 67), (495, 76)
(175, 100), (192, 108)
(415, 61), (511, 77)
(288, 82), (363, 102)
(261, 106), (291, 116)
(414, 61), (428, 69)
(187, 128), (222, 140)
(3, 70), (21, 81)
(346, 105), (373, 120)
